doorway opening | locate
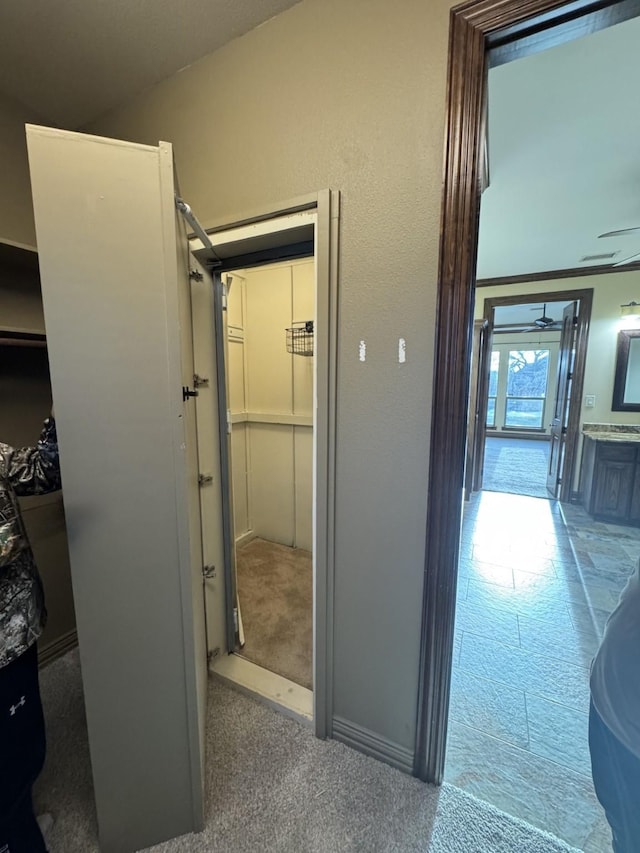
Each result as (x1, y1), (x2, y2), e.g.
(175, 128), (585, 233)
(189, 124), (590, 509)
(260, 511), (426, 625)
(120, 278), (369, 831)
(223, 258), (315, 696)
(188, 194), (338, 735)
(467, 289), (593, 502)
(416, 3), (640, 851)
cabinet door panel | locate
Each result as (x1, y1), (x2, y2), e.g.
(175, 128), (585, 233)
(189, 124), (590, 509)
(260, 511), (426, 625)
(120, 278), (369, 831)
(598, 443), (636, 463)
(593, 460), (634, 520)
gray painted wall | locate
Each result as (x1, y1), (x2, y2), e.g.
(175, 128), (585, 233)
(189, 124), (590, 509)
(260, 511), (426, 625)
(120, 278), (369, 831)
(87, 0), (451, 755)
(0, 91), (46, 249)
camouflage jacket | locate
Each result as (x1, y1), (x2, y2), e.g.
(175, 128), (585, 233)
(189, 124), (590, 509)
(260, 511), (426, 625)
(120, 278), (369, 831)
(0, 419), (61, 668)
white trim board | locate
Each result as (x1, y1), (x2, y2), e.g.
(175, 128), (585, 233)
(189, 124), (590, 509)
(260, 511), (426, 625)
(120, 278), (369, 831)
(211, 653), (313, 725)
(189, 211), (316, 254)
(230, 412), (313, 427)
(235, 529), (256, 548)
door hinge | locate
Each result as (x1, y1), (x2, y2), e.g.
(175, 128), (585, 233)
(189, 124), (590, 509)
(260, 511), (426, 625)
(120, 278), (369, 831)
(227, 410), (232, 435)
(193, 373), (209, 388)
(198, 473), (214, 486)
(203, 564), (217, 579)
(233, 607), (239, 633)
(221, 282), (228, 311)
(561, 426), (568, 435)
(189, 268), (204, 281)
(182, 386), (199, 401)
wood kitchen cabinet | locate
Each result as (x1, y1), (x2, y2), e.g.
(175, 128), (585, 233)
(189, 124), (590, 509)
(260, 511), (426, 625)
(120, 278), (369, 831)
(581, 436), (640, 526)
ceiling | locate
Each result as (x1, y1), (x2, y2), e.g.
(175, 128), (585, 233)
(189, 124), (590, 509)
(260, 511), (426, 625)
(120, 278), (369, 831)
(0, 0), (302, 128)
(0, 2), (638, 280)
(493, 300), (571, 331)
(477, 13), (640, 279)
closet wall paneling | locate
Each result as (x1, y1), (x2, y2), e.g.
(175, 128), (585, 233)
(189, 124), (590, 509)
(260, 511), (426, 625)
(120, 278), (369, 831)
(230, 260), (314, 550)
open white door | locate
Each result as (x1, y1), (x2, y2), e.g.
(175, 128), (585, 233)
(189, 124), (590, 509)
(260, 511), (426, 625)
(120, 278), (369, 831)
(189, 259), (237, 657)
(27, 125), (209, 852)
(215, 272), (242, 651)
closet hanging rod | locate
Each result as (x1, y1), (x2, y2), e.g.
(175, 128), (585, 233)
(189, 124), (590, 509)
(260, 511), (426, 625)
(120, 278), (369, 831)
(175, 196), (222, 265)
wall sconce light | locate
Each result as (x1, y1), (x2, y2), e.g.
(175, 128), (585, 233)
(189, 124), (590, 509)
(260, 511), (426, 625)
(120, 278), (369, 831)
(620, 301), (640, 317)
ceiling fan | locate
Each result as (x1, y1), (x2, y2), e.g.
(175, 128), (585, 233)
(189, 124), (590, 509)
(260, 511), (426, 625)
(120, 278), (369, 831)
(523, 304), (562, 332)
(525, 302), (562, 332)
(598, 227), (640, 266)
(492, 303), (562, 334)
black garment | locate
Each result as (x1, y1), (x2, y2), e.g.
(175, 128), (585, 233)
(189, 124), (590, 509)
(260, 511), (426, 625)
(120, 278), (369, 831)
(590, 699), (640, 853)
(0, 644), (47, 853)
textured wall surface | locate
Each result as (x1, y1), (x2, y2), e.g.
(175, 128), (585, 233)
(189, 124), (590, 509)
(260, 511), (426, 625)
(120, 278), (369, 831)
(0, 92), (46, 249)
(87, 0), (451, 754)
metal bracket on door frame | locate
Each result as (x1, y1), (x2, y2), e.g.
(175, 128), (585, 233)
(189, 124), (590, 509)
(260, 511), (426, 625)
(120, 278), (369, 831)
(182, 386), (199, 401)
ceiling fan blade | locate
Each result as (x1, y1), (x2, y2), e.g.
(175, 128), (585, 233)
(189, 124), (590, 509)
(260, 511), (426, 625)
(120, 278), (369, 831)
(614, 250), (640, 267)
(599, 227), (640, 239)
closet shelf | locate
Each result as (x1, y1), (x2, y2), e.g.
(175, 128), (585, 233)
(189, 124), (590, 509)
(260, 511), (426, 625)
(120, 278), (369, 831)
(0, 329), (47, 348)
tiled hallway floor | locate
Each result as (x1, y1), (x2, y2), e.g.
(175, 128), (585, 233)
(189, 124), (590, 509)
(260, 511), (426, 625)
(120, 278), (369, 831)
(445, 491), (640, 852)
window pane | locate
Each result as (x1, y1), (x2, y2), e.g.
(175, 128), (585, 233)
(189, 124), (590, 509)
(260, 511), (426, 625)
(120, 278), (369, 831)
(507, 350), (549, 397)
(488, 351), (500, 397)
(505, 398), (544, 428)
(486, 397), (496, 427)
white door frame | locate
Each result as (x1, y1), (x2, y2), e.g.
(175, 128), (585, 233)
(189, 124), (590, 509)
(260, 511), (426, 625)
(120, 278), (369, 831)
(190, 190), (339, 738)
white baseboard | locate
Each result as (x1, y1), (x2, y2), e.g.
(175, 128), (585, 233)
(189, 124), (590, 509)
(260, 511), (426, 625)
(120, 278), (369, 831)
(235, 529), (257, 548)
(332, 716), (414, 775)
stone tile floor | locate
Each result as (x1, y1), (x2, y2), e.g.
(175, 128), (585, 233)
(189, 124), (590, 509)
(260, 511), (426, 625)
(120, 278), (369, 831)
(445, 490), (640, 852)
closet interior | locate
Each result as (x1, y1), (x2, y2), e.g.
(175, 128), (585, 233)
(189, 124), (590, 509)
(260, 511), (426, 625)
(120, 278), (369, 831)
(0, 242), (75, 664)
(226, 257), (314, 690)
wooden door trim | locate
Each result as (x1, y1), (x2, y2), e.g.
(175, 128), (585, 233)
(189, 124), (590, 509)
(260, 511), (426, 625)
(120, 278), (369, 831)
(477, 259), (640, 287)
(414, 0), (623, 784)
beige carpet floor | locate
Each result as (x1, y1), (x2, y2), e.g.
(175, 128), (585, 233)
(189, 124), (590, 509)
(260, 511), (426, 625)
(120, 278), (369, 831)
(34, 650), (581, 853)
(236, 538), (313, 689)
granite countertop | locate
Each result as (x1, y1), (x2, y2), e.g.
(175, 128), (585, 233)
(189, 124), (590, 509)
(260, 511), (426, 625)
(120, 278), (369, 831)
(582, 424), (640, 443)
(583, 432), (640, 443)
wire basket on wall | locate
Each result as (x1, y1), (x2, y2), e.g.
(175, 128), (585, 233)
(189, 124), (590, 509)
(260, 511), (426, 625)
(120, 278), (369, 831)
(286, 321), (314, 356)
